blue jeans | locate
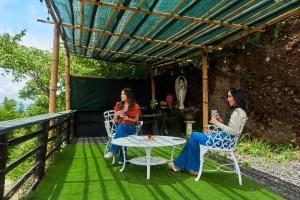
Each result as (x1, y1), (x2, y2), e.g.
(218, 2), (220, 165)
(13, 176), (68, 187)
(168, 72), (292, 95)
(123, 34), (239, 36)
(109, 124), (136, 162)
(174, 131), (229, 171)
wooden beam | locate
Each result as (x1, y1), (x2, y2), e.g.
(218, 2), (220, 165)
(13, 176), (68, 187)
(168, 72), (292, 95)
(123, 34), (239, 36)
(65, 54), (71, 110)
(155, 50), (202, 68)
(107, 0), (147, 52)
(138, 0), (251, 62)
(202, 51), (208, 131)
(91, 0), (121, 56)
(82, 0), (252, 30)
(45, 0), (70, 57)
(154, 5), (300, 68)
(110, 0), (188, 60)
(49, 24), (60, 114)
(38, 19), (208, 49)
(68, 52), (150, 66)
(147, 0), (263, 60)
(66, 43), (175, 62)
(210, 6), (300, 51)
(202, 0), (285, 46)
(64, 22), (207, 49)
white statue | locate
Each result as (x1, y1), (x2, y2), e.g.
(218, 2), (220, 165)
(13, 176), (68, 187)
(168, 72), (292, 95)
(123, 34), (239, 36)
(175, 76), (187, 110)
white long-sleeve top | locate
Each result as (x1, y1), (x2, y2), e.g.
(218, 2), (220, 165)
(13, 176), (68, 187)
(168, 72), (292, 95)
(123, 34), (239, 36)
(216, 108), (247, 135)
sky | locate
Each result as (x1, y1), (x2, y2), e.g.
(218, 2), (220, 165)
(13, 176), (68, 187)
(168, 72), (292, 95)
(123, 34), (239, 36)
(0, 0), (53, 106)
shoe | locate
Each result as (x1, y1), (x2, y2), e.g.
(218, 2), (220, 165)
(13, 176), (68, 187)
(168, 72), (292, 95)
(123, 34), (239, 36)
(104, 152), (114, 159)
(168, 162), (180, 172)
(188, 170), (198, 176)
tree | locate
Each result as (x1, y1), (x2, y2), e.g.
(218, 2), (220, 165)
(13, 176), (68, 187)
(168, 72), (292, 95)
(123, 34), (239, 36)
(0, 97), (24, 121)
(0, 31), (149, 116)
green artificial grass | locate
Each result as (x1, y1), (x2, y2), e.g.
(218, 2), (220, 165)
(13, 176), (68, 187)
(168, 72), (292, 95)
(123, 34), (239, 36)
(25, 143), (283, 200)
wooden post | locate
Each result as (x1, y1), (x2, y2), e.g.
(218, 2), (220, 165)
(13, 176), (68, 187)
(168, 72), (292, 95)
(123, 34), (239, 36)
(65, 54), (71, 110)
(49, 24), (60, 114)
(34, 122), (49, 182)
(150, 69), (155, 100)
(0, 133), (8, 200)
(202, 51), (209, 131)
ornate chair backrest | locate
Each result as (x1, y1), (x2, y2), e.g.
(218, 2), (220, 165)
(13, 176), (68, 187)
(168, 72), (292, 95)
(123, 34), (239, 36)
(103, 110), (143, 137)
(204, 116), (248, 150)
(103, 110), (115, 121)
(135, 121), (143, 135)
(103, 110), (116, 137)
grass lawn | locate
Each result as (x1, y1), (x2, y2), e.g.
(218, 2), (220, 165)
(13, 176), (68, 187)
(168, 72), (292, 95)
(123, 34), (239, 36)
(25, 143), (283, 200)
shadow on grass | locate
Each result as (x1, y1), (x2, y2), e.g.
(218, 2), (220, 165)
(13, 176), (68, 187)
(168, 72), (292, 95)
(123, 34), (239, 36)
(24, 140), (281, 200)
(24, 144), (75, 200)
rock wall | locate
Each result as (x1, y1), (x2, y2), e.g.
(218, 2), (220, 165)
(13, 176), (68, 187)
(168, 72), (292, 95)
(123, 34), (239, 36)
(208, 14), (300, 145)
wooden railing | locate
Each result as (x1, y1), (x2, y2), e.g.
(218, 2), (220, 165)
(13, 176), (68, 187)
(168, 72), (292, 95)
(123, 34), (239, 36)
(0, 110), (76, 200)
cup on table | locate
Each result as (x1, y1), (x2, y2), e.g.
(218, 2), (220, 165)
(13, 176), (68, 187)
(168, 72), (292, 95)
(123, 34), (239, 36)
(211, 110), (219, 119)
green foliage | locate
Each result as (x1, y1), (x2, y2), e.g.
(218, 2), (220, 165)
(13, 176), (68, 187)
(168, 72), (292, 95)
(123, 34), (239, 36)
(150, 99), (158, 110)
(0, 31), (149, 116)
(237, 133), (300, 161)
(0, 97), (24, 121)
(244, 32), (261, 45)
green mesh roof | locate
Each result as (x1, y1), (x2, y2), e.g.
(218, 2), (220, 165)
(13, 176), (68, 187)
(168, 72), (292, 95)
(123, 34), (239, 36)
(47, 0), (300, 66)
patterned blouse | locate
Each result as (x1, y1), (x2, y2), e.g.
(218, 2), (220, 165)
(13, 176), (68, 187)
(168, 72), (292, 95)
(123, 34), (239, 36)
(114, 102), (141, 125)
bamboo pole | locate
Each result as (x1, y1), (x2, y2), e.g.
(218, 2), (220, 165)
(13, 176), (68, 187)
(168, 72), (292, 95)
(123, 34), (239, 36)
(91, 0), (121, 56)
(68, 52), (150, 66)
(49, 24), (60, 114)
(149, 0), (264, 60)
(107, 0), (146, 52)
(110, 0), (188, 60)
(66, 43), (175, 62)
(79, 1), (84, 47)
(45, 0), (69, 58)
(151, 69), (155, 100)
(38, 19), (207, 49)
(202, 51), (208, 131)
(65, 54), (71, 110)
(138, 0), (242, 61)
(81, 0), (251, 30)
(210, 6), (300, 51)
(155, 6), (300, 68)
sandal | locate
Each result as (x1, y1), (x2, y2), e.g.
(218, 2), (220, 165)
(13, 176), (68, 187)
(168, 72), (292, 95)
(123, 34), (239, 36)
(188, 170), (199, 176)
(168, 162), (181, 172)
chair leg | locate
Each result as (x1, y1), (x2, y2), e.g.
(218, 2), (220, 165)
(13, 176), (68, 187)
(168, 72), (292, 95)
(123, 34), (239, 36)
(230, 151), (242, 186)
(195, 147), (207, 181)
(104, 137), (112, 155)
(112, 156), (115, 165)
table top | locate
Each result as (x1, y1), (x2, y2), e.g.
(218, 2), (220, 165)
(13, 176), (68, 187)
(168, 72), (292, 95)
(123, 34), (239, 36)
(111, 135), (186, 147)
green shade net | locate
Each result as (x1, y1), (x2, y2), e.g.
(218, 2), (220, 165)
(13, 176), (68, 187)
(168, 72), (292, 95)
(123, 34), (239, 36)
(50, 0), (300, 65)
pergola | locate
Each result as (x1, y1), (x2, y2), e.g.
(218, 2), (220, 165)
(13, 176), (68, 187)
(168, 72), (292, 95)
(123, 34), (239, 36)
(43, 0), (300, 129)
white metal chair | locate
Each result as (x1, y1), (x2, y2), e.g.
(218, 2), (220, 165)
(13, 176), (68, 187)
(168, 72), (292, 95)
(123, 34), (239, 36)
(195, 117), (247, 185)
(103, 110), (143, 164)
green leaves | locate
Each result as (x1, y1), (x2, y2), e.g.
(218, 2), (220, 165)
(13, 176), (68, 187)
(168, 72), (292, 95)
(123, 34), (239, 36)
(0, 31), (149, 116)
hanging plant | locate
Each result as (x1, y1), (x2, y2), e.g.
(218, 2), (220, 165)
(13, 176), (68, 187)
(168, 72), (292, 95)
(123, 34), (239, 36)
(150, 99), (158, 111)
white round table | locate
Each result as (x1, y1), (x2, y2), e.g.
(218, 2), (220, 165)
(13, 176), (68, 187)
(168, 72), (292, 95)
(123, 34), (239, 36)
(111, 135), (186, 179)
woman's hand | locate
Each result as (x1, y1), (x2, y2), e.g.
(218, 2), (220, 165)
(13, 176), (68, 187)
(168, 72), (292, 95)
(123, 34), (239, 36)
(216, 116), (224, 123)
(209, 117), (219, 125)
(115, 111), (122, 116)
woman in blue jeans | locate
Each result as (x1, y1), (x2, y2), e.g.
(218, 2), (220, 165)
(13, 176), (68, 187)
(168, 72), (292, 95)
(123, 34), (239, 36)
(104, 88), (141, 164)
(170, 87), (247, 175)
